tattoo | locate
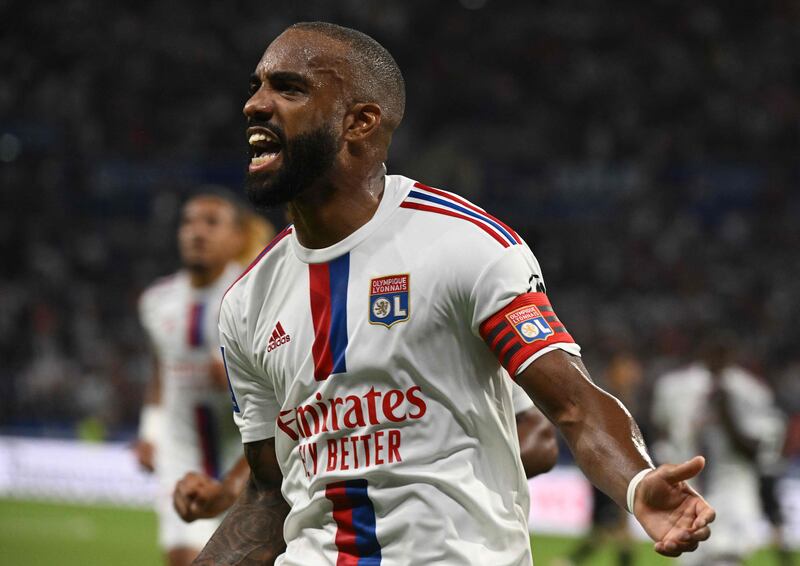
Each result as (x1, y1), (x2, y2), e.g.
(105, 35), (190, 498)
(193, 440), (289, 565)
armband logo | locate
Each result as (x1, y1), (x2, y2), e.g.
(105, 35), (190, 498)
(506, 305), (553, 343)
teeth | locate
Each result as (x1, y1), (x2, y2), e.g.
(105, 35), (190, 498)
(249, 133), (267, 144)
(251, 154), (278, 165)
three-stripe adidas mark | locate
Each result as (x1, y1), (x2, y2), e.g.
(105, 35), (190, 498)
(267, 321), (291, 352)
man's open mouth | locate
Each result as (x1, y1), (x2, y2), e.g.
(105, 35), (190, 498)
(248, 127), (283, 172)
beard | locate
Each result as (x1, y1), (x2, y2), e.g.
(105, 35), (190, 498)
(245, 124), (339, 211)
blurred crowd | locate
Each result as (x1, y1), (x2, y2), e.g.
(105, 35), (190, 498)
(1, 0), (799, 456)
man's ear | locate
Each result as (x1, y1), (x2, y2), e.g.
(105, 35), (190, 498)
(343, 102), (382, 142)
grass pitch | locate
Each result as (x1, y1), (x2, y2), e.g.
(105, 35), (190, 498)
(0, 498), (794, 565)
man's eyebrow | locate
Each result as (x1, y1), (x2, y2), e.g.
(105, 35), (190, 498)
(265, 71), (311, 86)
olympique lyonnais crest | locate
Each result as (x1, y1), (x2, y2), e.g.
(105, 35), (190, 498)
(369, 274), (410, 328)
(506, 304), (553, 343)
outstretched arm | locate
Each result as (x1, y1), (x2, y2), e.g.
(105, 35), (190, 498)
(515, 407), (558, 478)
(193, 438), (289, 566)
(518, 350), (714, 557)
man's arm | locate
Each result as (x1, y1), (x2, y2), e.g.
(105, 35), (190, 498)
(174, 456), (250, 522)
(134, 357), (161, 472)
(515, 407), (558, 477)
(193, 438), (289, 566)
(711, 385), (760, 459)
(518, 350), (714, 557)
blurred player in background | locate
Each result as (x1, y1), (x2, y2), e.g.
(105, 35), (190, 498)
(174, 382), (558, 522)
(653, 335), (785, 566)
(134, 189), (273, 566)
(555, 352), (645, 566)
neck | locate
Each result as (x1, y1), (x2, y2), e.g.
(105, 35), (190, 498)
(187, 263), (227, 288)
(288, 164), (386, 249)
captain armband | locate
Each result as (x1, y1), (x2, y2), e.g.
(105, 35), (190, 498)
(479, 292), (576, 377)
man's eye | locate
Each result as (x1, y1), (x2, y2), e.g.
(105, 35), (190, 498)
(277, 83), (302, 95)
(248, 83), (260, 95)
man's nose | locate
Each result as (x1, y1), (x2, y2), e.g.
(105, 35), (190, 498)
(244, 86), (275, 120)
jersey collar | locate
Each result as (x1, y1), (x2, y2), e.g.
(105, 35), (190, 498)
(289, 175), (411, 264)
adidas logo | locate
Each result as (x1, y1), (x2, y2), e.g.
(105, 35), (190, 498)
(267, 321), (291, 352)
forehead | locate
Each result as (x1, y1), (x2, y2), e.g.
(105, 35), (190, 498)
(255, 29), (349, 82)
(183, 197), (235, 218)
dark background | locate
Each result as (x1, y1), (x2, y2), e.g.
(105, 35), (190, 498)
(1, 0), (799, 458)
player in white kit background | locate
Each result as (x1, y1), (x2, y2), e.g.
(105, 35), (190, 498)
(195, 22), (716, 566)
(652, 337), (786, 565)
(135, 190), (273, 566)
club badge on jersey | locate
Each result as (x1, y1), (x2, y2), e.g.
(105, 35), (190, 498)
(369, 274), (410, 328)
(506, 304), (553, 343)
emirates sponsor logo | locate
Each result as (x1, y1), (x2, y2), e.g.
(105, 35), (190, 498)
(278, 386), (429, 478)
(267, 321), (291, 352)
(277, 385), (426, 441)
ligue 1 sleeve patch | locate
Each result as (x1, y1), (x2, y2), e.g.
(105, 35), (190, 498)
(369, 274), (410, 328)
(479, 292), (575, 376)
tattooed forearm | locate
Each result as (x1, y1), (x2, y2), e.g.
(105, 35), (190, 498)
(193, 478), (289, 565)
(193, 439), (289, 565)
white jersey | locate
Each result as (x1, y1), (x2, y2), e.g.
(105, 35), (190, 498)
(139, 263), (243, 548)
(220, 175), (580, 566)
(652, 363), (783, 562)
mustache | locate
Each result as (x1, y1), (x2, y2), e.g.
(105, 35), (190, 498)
(247, 119), (286, 145)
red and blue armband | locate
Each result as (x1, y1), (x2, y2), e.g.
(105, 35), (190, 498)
(479, 292), (575, 376)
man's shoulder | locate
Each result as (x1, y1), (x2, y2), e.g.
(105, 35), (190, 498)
(140, 271), (183, 307)
(221, 225), (294, 310)
(725, 366), (771, 399)
(393, 177), (523, 252)
(656, 364), (708, 390)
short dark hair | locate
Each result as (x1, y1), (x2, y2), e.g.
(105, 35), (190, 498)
(288, 22), (406, 130)
(187, 185), (249, 225)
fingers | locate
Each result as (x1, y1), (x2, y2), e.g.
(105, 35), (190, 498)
(174, 473), (207, 521)
(654, 530), (702, 557)
(689, 526), (711, 542)
(655, 539), (699, 557)
(173, 489), (191, 520)
(654, 520), (712, 557)
(692, 505), (716, 529)
(661, 455), (705, 484)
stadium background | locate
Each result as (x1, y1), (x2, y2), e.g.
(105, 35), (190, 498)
(1, 0), (798, 564)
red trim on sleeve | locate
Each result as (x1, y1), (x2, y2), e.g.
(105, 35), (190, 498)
(479, 292), (575, 376)
(413, 182), (522, 244)
(399, 201), (511, 248)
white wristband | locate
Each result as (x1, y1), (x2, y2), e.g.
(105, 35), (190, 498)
(626, 468), (654, 514)
(138, 404), (163, 443)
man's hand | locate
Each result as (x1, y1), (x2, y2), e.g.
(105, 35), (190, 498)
(174, 472), (236, 522)
(133, 440), (155, 473)
(634, 456), (715, 557)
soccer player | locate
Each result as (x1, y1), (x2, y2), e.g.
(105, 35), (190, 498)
(196, 22), (715, 565)
(174, 385), (557, 522)
(135, 190), (273, 566)
(653, 337), (785, 565)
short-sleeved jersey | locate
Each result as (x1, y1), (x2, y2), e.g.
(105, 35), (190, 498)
(139, 263), (243, 481)
(220, 176), (580, 566)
